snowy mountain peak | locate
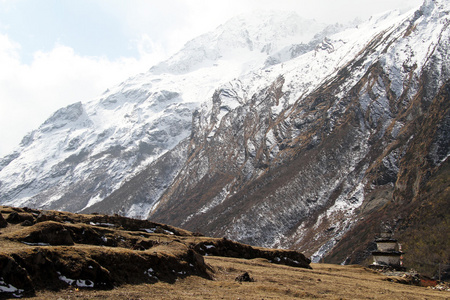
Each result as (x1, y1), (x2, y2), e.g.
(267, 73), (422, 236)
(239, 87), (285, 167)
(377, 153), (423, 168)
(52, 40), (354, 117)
(420, 0), (449, 16)
(215, 10), (324, 52)
(0, 9), (336, 216)
(150, 11), (326, 75)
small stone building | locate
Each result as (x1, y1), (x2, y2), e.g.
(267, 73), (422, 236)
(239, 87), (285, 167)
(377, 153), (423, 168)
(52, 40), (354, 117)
(370, 232), (404, 270)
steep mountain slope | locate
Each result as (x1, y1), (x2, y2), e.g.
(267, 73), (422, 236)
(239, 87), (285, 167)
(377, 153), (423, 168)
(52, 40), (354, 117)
(0, 11), (327, 218)
(93, 0), (449, 277)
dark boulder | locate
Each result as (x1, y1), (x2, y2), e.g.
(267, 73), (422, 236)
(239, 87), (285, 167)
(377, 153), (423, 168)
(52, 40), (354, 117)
(235, 272), (254, 282)
(0, 213), (7, 228)
(6, 212), (35, 224)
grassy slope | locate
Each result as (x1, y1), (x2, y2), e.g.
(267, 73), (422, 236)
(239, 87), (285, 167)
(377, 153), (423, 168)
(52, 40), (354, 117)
(35, 259), (448, 299)
(1, 206), (448, 299)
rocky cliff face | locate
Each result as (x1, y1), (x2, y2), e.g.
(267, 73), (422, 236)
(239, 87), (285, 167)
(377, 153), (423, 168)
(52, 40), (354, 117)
(95, 0), (449, 272)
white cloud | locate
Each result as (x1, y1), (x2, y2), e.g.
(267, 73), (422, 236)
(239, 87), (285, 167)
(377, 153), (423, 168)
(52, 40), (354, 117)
(0, 33), (165, 156)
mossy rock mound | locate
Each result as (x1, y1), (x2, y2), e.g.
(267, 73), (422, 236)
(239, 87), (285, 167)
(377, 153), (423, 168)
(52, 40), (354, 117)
(0, 205), (310, 297)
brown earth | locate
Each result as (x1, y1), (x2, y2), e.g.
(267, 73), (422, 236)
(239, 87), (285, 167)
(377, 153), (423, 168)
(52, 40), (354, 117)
(0, 206), (447, 299)
(33, 259), (450, 299)
(0, 206), (309, 298)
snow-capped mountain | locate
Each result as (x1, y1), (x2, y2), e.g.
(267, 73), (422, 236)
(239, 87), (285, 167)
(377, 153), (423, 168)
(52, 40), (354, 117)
(0, 11), (328, 218)
(150, 11), (326, 75)
(1, 0), (449, 278)
(85, 0), (449, 275)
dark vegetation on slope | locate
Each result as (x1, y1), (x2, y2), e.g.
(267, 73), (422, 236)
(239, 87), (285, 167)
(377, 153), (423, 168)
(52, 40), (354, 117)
(325, 80), (450, 280)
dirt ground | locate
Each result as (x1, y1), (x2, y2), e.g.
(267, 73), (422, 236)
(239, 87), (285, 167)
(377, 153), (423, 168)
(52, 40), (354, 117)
(34, 258), (448, 300)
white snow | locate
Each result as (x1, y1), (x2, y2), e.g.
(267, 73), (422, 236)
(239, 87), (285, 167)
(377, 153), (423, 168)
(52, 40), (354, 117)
(163, 229), (174, 235)
(127, 202), (155, 220)
(89, 222), (115, 227)
(83, 194), (103, 210)
(57, 272), (94, 288)
(0, 10), (328, 213)
(0, 278), (24, 297)
(144, 267), (158, 279)
(22, 242), (50, 246)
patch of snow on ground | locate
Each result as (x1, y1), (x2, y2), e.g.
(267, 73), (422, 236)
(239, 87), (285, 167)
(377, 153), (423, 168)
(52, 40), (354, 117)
(0, 278), (24, 297)
(22, 242), (50, 246)
(144, 267), (158, 279)
(57, 272), (94, 288)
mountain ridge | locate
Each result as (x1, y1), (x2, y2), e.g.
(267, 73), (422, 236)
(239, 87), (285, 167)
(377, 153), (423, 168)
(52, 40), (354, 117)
(0, 10), (329, 216)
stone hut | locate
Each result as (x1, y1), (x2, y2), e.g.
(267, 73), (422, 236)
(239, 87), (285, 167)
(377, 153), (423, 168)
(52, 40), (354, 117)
(370, 232), (404, 270)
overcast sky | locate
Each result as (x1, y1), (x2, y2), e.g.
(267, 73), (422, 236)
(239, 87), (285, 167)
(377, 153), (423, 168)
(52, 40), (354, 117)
(0, 0), (423, 156)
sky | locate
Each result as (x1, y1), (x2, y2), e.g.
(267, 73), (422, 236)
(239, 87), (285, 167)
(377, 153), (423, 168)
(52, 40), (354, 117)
(0, 0), (423, 156)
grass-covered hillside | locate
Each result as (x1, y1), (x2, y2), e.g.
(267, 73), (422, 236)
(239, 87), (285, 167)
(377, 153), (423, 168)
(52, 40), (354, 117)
(1, 206), (448, 299)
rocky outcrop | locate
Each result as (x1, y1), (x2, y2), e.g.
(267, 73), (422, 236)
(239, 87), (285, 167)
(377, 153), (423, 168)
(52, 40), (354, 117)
(0, 253), (35, 298)
(194, 238), (311, 269)
(0, 206), (310, 297)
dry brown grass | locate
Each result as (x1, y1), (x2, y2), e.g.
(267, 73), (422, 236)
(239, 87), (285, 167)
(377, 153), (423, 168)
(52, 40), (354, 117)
(1, 206), (448, 299)
(34, 258), (448, 300)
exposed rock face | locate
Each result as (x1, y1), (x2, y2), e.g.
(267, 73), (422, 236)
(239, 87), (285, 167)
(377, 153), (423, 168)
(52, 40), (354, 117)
(0, 253), (35, 298)
(109, 0), (449, 273)
(81, 139), (190, 218)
